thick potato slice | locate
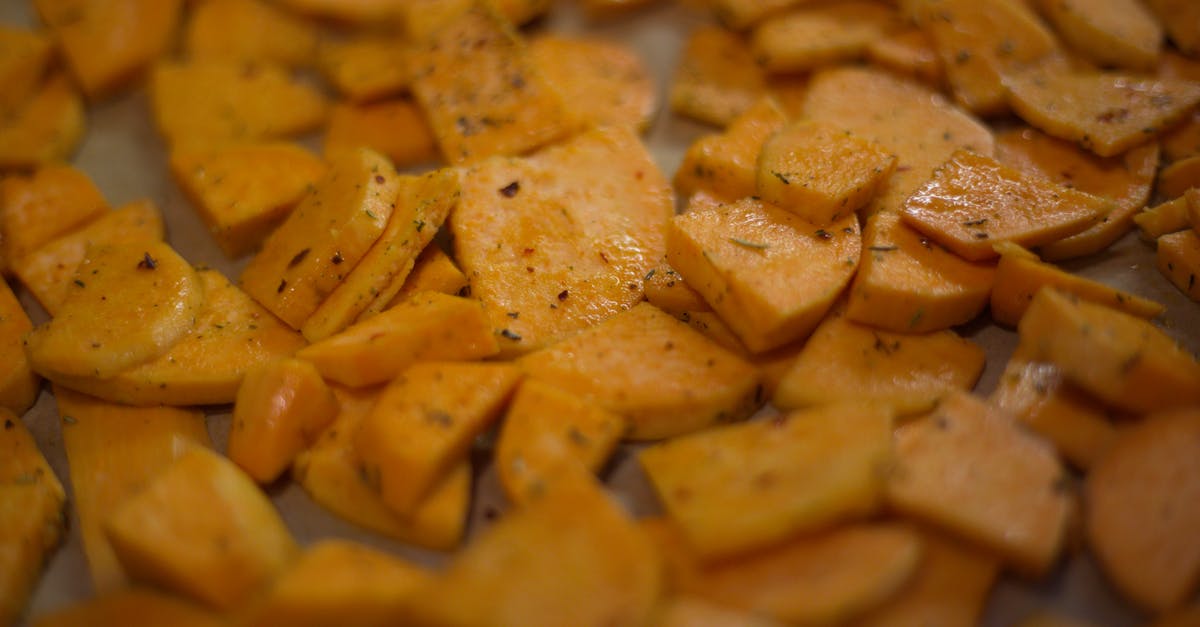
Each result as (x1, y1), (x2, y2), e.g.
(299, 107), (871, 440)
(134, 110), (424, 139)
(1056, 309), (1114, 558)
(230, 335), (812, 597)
(1141, 0), (1199, 57)
(239, 540), (431, 627)
(495, 380), (626, 505)
(228, 358), (338, 484)
(1135, 195), (1191, 240)
(0, 25), (53, 117)
(297, 291), (497, 388)
(646, 518), (922, 625)
(846, 211), (995, 333)
(0, 281), (38, 415)
(866, 28), (943, 86)
(383, 245), (467, 307)
(802, 66), (994, 215)
(0, 410), (65, 627)
(1086, 409), (1200, 611)
(323, 100), (437, 169)
(755, 120), (896, 225)
(241, 148), (398, 329)
(996, 128), (1159, 260)
(301, 168), (458, 341)
(403, 484), (662, 627)
(409, 3), (575, 163)
(184, 0), (318, 68)
(674, 98), (788, 201)
(669, 195), (861, 353)
(774, 311), (985, 416)
(26, 241), (204, 381)
(1157, 228), (1200, 301)
(1018, 287), (1200, 413)
(170, 142), (327, 259)
(990, 243), (1162, 326)
(901, 150), (1109, 261)
(452, 126), (671, 356)
(32, 589), (224, 627)
(750, 2), (901, 73)
(0, 165), (108, 270)
(529, 35), (657, 132)
(1035, 0), (1162, 70)
(669, 26), (766, 127)
(355, 362), (522, 516)
(317, 36), (410, 103)
(640, 402), (893, 560)
(0, 74), (84, 169)
(151, 61), (328, 150)
(1006, 68), (1200, 158)
(886, 391), (1073, 576)
(13, 200), (163, 316)
(293, 386), (471, 550)
(56, 386), (211, 592)
(643, 260), (712, 316)
(909, 0), (1058, 115)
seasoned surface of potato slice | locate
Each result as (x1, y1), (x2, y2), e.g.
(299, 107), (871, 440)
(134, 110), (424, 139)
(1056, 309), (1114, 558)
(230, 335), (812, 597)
(1035, 0), (1162, 70)
(529, 35), (657, 132)
(0, 165), (109, 269)
(675, 98), (788, 201)
(0, 74), (84, 169)
(669, 26), (766, 127)
(0, 281), (38, 415)
(184, 0), (317, 68)
(1157, 228), (1200, 301)
(751, 1), (900, 73)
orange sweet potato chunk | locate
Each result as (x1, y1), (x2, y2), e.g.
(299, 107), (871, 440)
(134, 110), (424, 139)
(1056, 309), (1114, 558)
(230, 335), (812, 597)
(383, 245), (468, 306)
(750, 1), (901, 74)
(184, 0), (318, 68)
(529, 35), (656, 132)
(901, 150), (1109, 261)
(1158, 155), (1200, 201)
(846, 211), (994, 333)
(1157, 228), (1200, 301)
(642, 260), (711, 317)
(669, 26), (767, 127)
(674, 98), (788, 202)
(0, 74), (85, 170)
(0, 165), (108, 269)
(1143, 0), (1200, 57)
(1134, 195), (1191, 240)
(272, 0), (406, 24)
(865, 28), (943, 86)
(317, 36), (411, 103)
(0, 25), (53, 117)
(0, 281), (38, 415)
(323, 100), (438, 169)
(709, 0), (798, 30)
(31, 589), (224, 627)
(1035, 0), (1162, 71)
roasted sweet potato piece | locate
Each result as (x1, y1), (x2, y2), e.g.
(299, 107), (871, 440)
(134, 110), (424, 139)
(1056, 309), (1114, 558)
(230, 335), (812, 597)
(184, 0), (318, 68)
(1143, 0), (1200, 57)
(674, 98), (788, 201)
(1157, 228), (1200, 301)
(170, 142), (327, 258)
(642, 261), (711, 316)
(518, 303), (761, 440)
(774, 311), (985, 415)
(323, 100), (437, 169)
(0, 165), (108, 273)
(529, 35), (656, 132)
(384, 245), (467, 306)
(846, 211), (994, 333)
(1086, 409), (1200, 611)
(750, 1), (901, 74)
(1158, 155), (1200, 200)
(709, 0), (797, 30)
(0, 74), (84, 169)
(272, 0), (406, 24)
(654, 597), (784, 627)
(886, 391), (1072, 576)
(0, 281), (39, 415)
(901, 150), (1109, 261)
(1134, 195), (1191, 239)
(32, 589), (225, 627)
(669, 26), (766, 127)
(400, 0), (552, 40)
(640, 402), (894, 560)
(865, 28), (943, 86)
(56, 386), (211, 592)
(317, 36), (410, 103)
(1035, 0), (1162, 70)
(0, 25), (52, 117)
(1162, 110), (1200, 163)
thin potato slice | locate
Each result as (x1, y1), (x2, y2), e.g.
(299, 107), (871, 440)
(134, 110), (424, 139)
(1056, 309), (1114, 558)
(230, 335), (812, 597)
(1018, 287), (1200, 413)
(887, 391), (1071, 576)
(0, 25), (53, 116)
(1006, 68), (1200, 157)
(26, 241), (204, 380)
(865, 28), (943, 86)
(750, 2), (901, 74)
(674, 98), (788, 202)
(846, 211), (995, 333)
(529, 35), (657, 132)
(0, 74), (85, 169)
(316, 36), (410, 103)
(1134, 195), (1191, 240)
(380, 245), (468, 308)
(1035, 0), (1162, 71)
(1086, 409), (1200, 611)
(668, 195), (861, 353)
(0, 281), (38, 414)
(518, 302), (762, 440)
(1157, 229), (1200, 301)
(639, 402), (894, 561)
(0, 165), (108, 278)
(901, 150), (1109, 261)
(669, 26), (766, 127)
(184, 0), (318, 68)
(323, 100), (438, 169)
(774, 311), (985, 416)
(32, 589), (225, 627)
(643, 261), (711, 316)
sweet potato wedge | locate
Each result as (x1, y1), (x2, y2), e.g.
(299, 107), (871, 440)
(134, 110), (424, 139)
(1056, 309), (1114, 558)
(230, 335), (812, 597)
(383, 245), (467, 307)
(0, 74), (85, 169)
(0, 165), (108, 270)
(642, 261), (712, 316)
(184, 0), (318, 68)
(1134, 195), (1191, 240)
(323, 100), (438, 169)
(674, 97), (788, 202)
(529, 35), (656, 132)
(1158, 155), (1200, 201)
(1157, 228), (1200, 301)
(0, 280), (38, 415)
(669, 26), (766, 127)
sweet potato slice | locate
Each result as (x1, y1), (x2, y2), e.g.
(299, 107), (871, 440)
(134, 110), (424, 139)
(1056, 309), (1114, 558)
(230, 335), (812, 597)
(668, 195), (861, 353)
(1035, 0), (1162, 70)
(409, 3), (575, 163)
(0, 410), (65, 627)
(241, 148), (398, 329)
(495, 380), (626, 506)
(639, 401), (893, 560)
(184, 0), (317, 68)
(669, 26), (766, 127)
(56, 386), (211, 592)
(13, 200), (163, 316)
(170, 142), (327, 258)
(755, 120), (896, 225)
(1158, 155), (1200, 201)
(1157, 228), (1200, 301)
(1006, 68), (1200, 158)
(750, 1), (901, 74)
(151, 61), (328, 150)
(356, 362), (522, 516)
(529, 35), (656, 132)
(403, 484), (661, 627)
(316, 36), (410, 103)
(0, 281), (38, 415)
(383, 245), (467, 306)
(240, 540), (431, 627)
(104, 447), (298, 610)
(518, 303), (761, 440)
(674, 97), (788, 201)
(655, 597), (784, 627)
(886, 391), (1071, 576)
(1135, 195), (1191, 239)
(1142, 0), (1200, 57)
(0, 74), (84, 169)
(32, 589), (224, 627)
(452, 126), (671, 356)
(901, 150), (1109, 261)
(1086, 409), (1200, 611)
(708, 0), (797, 30)
(996, 128), (1159, 260)
(323, 100), (437, 169)
(774, 311), (985, 415)
(846, 211), (995, 333)
(0, 25), (52, 118)
(643, 261), (711, 316)
(301, 168), (457, 341)
(866, 28), (943, 86)
(1162, 110), (1200, 163)
(297, 291), (497, 388)
(802, 66), (994, 215)
(1017, 287), (1200, 413)
(293, 386), (470, 550)
(48, 269), (305, 407)
(0, 165), (108, 270)
(26, 241), (204, 381)
(273, 0), (405, 24)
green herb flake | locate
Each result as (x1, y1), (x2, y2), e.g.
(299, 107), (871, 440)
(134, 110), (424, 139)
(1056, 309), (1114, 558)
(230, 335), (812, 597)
(729, 237), (770, 250)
